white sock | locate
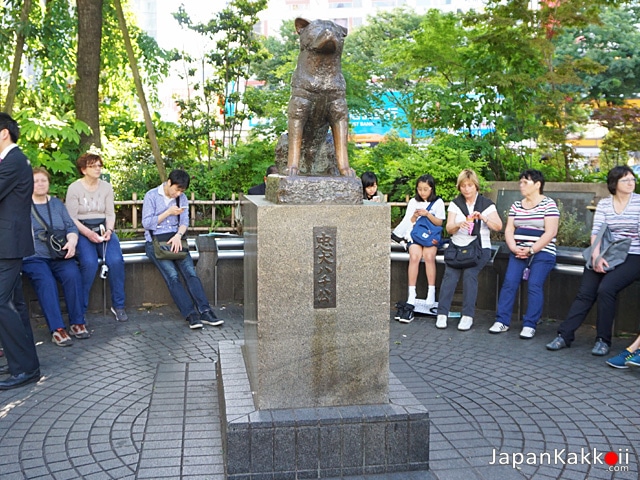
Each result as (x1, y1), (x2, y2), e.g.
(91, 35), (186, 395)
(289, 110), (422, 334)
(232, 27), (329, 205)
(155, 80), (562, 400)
(407, 286), (417, 305)
(426, 286), (436, 304)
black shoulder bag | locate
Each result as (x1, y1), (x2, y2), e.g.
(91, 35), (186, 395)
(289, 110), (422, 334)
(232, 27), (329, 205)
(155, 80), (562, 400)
(31, 201), (70, 260)
(152, 196), (189, 260)
(443, 195), (490, 269)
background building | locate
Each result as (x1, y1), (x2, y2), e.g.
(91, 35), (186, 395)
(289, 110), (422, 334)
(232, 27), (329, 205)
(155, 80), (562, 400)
(255, 0), (485, 36)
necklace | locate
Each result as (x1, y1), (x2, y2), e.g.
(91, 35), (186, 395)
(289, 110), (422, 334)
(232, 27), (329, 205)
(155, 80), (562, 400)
(613, 195), (631, 215)
(522, 195), (543, 209)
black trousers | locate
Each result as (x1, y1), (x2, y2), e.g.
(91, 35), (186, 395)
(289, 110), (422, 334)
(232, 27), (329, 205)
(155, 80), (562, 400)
(558, 254), (640, 346)
(0, 259), (39, 375)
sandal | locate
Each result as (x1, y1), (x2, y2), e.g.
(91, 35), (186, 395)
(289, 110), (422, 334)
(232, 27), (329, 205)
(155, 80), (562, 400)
(52, 328), (73, 347)
(70, 324), (91, 339)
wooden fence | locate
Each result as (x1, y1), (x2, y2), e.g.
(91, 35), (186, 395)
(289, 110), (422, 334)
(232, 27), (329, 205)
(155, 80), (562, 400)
(113, 193), (410, 235)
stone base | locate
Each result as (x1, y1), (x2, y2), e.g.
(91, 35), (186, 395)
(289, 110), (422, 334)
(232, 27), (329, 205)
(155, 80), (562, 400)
(265, 175), (362, 205)
(217, 340), (430, 479)
(242, 198), (390, 409)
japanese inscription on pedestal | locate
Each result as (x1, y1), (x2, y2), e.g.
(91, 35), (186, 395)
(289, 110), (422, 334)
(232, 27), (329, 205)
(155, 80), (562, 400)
(314, 226), (337, 309)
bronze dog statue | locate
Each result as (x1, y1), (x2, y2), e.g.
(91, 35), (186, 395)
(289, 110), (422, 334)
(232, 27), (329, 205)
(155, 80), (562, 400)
(285, 18), (354, 177)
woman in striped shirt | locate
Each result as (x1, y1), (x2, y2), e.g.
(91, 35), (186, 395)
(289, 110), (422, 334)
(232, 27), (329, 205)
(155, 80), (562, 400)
(547, 165), (640, 356)
(490, 169), (559, 339)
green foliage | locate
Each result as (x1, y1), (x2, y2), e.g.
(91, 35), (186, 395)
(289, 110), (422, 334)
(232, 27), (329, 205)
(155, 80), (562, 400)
(244, 20), (298, 141)
(555, 201), (590, 248)
(343, 8), (427, 137)
(105, 135), (276, 202)
(350, 133), (488, 223)
(2, 0), (638, 204)
(554, 4), (640, 103)
(208, 139), (277, 198)
(14, 109), (91, 197)
(173, 0), (269, 157)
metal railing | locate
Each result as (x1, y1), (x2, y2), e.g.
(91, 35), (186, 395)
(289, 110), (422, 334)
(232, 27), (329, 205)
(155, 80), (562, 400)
(112, 193), (412, 235)
(113, 192), (241, 234)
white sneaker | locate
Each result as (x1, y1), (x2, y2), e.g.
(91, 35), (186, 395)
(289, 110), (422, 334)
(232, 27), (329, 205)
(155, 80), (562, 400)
(519, 327), (536, 339)
(458, 316), (473, 331)
(436, 315), (447, 329)
(489, 322), (509, 334)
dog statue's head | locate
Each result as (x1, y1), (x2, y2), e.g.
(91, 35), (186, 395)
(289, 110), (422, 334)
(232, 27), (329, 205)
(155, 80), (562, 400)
(295, 18), (348, 55)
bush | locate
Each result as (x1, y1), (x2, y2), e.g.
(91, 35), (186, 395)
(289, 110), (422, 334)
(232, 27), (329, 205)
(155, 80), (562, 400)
(555, 201), (590, 248)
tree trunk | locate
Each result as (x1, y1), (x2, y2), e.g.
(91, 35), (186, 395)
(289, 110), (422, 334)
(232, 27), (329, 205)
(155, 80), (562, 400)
(3, 0), (32, 115)
(113, 0), (166, 182)
(75, 0), (103, 148)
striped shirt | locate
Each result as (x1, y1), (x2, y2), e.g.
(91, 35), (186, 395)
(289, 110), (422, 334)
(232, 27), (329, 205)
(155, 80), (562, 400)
(592, 194), (640, 255)
(509, 196), (560, 256)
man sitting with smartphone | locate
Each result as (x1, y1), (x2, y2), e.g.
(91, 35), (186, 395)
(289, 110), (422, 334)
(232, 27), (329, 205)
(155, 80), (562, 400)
(141, 169), (224, 330)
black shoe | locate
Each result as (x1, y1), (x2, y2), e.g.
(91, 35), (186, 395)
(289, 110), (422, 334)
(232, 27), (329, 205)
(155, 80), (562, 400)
(0, 365), (9, 376)
(201, 310), (224, 327)
(394, 301), (406, 321)
(391, 233), (404, 244)
(399, 303), (415, 324)
(187, 313), (203, 329)
(0, 369), (41, 390)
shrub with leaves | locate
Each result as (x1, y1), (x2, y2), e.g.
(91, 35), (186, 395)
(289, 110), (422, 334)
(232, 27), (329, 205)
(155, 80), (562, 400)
(555, 201), (591, 248)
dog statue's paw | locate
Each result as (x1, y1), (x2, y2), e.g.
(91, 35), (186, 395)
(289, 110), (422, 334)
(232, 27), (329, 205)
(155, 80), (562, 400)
(284, 166), (299, 177)
(340, 167), (356, 177)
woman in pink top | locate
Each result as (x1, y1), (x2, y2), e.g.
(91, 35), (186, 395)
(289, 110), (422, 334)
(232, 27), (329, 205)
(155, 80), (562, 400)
(65, 153), (128, 322)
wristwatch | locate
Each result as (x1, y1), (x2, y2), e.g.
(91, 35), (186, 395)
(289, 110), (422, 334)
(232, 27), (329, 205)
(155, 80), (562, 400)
(529, 246), (535, 256)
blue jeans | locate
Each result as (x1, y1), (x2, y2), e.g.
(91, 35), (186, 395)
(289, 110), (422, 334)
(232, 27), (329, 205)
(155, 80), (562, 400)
(145, 242), (211, 318)
(76, 234), (126, 311)
(22, 256), (85, 332)
(495, 251), (556, 328)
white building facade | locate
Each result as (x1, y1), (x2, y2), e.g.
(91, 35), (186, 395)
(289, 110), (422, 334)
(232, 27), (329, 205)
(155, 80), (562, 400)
(256, 0), (486, 37)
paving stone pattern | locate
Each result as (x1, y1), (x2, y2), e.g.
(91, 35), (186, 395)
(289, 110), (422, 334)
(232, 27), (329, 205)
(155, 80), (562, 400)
(0, 304), (638, 479)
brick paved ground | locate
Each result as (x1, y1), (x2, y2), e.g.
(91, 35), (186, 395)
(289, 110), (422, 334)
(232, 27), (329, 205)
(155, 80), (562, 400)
(0, 304), (638, 479)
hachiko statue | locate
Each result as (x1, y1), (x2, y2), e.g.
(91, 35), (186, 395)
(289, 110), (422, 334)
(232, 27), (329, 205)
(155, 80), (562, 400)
(284, 18), (355, 177)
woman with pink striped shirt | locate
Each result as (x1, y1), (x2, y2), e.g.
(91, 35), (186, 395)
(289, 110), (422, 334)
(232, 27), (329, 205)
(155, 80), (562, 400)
(489, 169), (559, 339)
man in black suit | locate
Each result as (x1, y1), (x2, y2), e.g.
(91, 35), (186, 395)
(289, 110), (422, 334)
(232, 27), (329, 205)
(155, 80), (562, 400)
(0, 112), (41, 390)
(248, 165), (278, 195)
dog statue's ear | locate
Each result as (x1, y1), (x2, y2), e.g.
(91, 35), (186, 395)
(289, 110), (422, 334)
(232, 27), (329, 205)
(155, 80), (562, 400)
(338, 24), (348, 37)
(294, 17), (310, 34)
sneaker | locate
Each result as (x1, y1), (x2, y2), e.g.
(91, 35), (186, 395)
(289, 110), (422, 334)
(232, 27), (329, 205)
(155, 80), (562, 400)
(457, 315), (473, 331)
(69, 324), (91, 339)
(607, 349), (636, 369)
(625, 351), (640, 367)
(111, 307), (129, 322)
(394, 301), (406, 321)
(187, 313), (203, 329)
(201, 310), (224, 327)
(52, 328), (73, 347)
(519, 327), (536, 339)
(398, 303), (415, 324)
(591, 338), (610, 356)
(546, 335), (567, 351)
(436, 315), (447, 329)
(489, 322), (509, 334)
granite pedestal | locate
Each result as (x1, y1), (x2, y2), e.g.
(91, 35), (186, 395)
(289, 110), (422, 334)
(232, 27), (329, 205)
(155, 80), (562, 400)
(217, 194), (429, 478)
